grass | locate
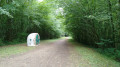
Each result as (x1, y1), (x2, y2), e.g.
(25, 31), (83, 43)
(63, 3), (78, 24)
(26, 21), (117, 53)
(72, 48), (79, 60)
(40, 38), (63, 43)
(0, 38), (62, 58)
(0, 43), (35, 58)
(69, 39), (120, 67)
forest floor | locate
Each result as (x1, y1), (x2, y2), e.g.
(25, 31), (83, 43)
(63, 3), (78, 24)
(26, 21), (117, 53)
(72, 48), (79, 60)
(0, 37), (120, 67)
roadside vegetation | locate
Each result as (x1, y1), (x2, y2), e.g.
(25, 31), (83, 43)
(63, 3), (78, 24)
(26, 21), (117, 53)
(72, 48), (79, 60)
(0, 0), (62, 46)
(0, 43), (35, 58)
(0, 38), (61, 58)
(69, 39), (120, 67)
(59, 0), (120, 62)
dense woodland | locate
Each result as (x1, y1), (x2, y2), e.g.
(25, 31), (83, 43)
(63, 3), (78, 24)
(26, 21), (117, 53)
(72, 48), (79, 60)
(58, 0), (120, 61)
(0, 0), (61, 45)
(0, 0), (120, 61)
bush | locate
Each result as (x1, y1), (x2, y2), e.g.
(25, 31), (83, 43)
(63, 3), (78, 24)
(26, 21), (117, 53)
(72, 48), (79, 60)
(96, 39), (113, 49)
(96, 47), (120, 62)
(17, 32), (28, 42)
(0, 39), (5, 46)
(115, 50), (120, 61)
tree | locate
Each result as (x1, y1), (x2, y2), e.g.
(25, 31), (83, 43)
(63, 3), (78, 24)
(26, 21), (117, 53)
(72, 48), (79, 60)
(0, 0), (61, 45)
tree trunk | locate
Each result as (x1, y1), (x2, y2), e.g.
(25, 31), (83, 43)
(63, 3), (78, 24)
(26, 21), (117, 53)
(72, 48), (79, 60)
(118, 0), (120, 23)
(107, 0), (115, 47)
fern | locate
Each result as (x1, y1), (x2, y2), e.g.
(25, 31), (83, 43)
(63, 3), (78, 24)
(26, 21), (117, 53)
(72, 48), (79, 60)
(0, 7), (13, 18)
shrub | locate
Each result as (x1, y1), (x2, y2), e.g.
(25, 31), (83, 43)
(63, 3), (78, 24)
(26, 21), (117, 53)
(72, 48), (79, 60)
(96, 39), (113, 49)
(0, 39), (4, 46)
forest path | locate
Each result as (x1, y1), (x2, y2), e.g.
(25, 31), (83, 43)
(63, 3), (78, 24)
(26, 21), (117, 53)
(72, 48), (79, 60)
(0, 38), (81, 67)
(0, 38), (120, 67)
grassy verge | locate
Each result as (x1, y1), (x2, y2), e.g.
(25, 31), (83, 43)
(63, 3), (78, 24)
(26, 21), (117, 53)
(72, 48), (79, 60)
(0, 38), (62, 58)
(40, 37), (64, 43)
(69, 39), (120, 67)
(0, 44), (35, 58)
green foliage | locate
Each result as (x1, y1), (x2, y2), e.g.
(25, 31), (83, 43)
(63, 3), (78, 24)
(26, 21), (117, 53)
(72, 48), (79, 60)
(0, 39), (4, 46)
(69, 39), (120, 66)
(58, 0), (120, 62)
(58, 0), (120, 46)
(96, 48), (120, 62)
(0, 0), (61, 45)
(96, 39), (113, 48)
(0, 7), (13, 18)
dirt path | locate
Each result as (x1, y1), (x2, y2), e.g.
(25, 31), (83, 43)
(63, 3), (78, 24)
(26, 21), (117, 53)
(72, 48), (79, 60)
(0, 38), (120, 67)
(0, 38), (81, 67)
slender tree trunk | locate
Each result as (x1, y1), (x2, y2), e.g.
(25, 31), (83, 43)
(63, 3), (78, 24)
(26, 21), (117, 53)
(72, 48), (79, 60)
(118, 0), (120, 23)
(116, 0), (120, 49)
(115, 0), (120, 49)
(107, 0), (115, 47)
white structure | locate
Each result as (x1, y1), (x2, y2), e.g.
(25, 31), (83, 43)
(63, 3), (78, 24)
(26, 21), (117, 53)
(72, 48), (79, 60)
(27, 33), (40, 46)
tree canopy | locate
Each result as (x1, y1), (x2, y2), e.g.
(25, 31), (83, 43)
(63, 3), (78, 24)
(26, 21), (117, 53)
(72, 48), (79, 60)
(0, 0), (61, 44)
(58, 0), (120, 48)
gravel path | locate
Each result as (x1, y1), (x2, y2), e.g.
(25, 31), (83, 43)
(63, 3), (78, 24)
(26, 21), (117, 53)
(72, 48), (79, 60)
(0, 39), (81, 67)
